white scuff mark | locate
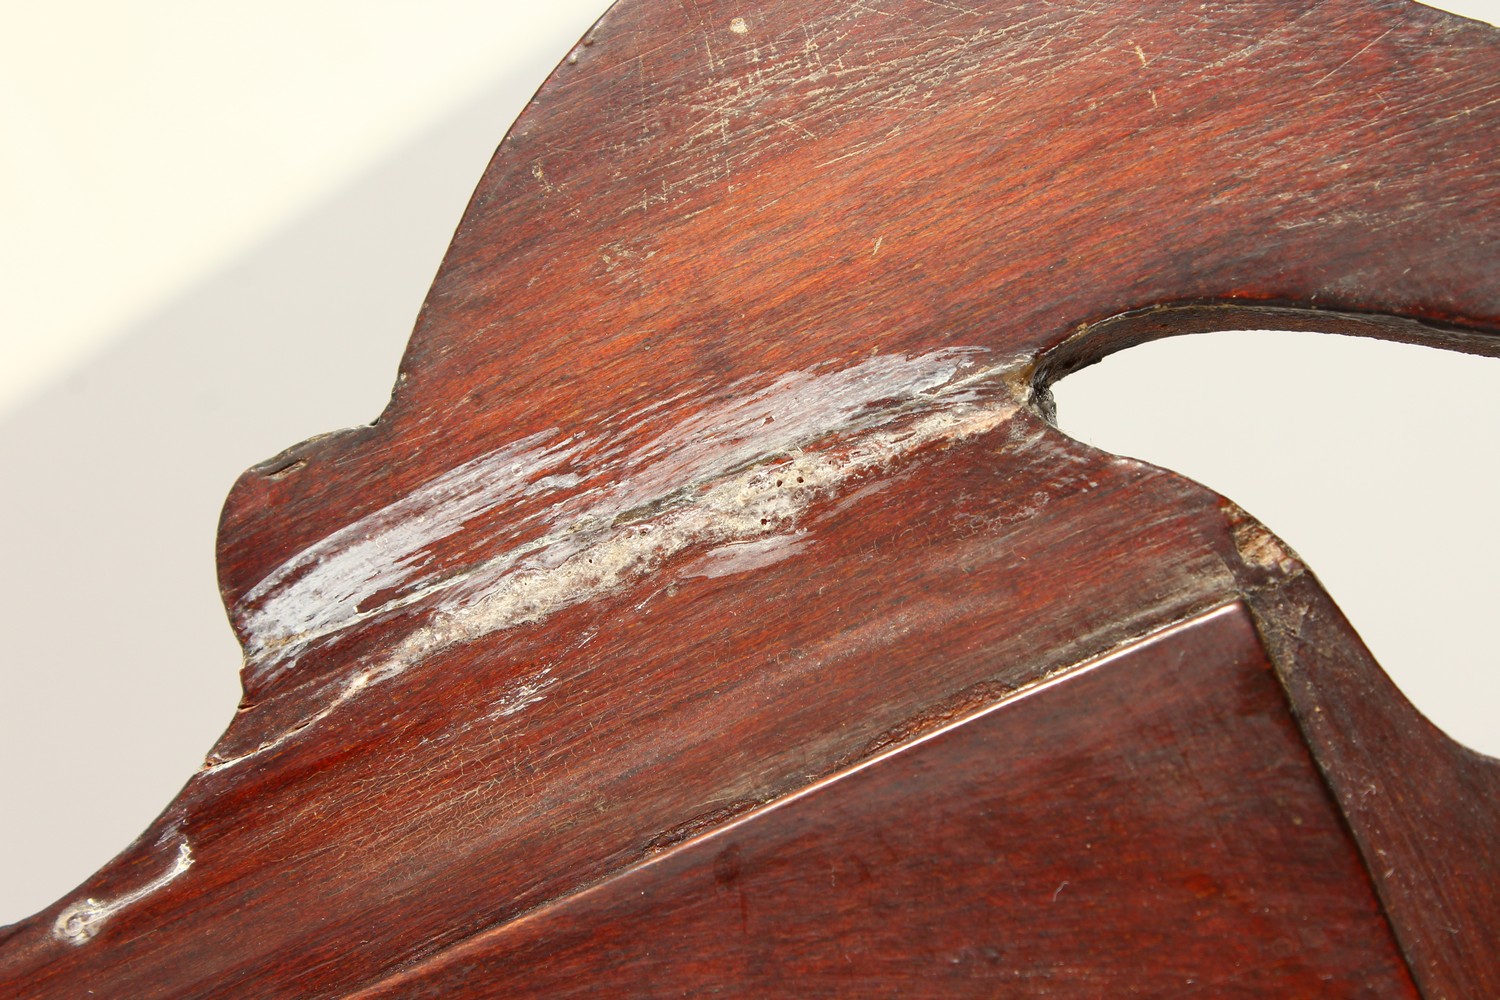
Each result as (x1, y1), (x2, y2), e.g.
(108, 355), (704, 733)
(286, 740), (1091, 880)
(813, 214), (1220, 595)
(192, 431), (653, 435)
(201, 666), (393, 773)
(486, 667), (558, 719)
(606, 348), (996, 514)
(378, 348), (1018, 665)
(686, 532), (812, 579)
(53, 840), (193, 945)
(238, 430), (587, 683)
(730, 16), (749, 35)
(218, 348), (1026, 771)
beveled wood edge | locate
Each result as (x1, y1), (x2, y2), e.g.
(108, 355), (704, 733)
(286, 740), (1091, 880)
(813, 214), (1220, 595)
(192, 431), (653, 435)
(340, 600), (1364, 995)
(1235, 536), (1500, 999)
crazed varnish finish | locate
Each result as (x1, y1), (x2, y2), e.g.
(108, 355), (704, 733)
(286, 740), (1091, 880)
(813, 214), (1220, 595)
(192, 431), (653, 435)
(2, 1), (1497, 996)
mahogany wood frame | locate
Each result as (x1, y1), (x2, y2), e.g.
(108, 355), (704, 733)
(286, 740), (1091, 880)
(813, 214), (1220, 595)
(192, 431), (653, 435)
(3, 0), (1498, 996)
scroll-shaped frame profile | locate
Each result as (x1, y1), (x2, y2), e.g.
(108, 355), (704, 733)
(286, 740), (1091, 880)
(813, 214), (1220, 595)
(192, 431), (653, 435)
(3, 1), (1498, 996)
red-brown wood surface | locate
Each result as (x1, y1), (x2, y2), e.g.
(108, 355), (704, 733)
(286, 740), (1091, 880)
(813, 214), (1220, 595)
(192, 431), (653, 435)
(2, 0), (1498, 996)
(1244, 570), (1500, 1000)
(357, 604), (1420, 998)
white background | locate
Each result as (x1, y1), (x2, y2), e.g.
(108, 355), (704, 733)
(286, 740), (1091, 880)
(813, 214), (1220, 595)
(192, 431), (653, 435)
(2, 0), (1497, 924)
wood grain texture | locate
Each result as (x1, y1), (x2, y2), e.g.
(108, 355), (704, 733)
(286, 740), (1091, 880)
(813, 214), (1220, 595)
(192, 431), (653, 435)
(2, 0), (1498, 996)
(1243, 570), (1500, 1000)
(356, 604), (1420, 998)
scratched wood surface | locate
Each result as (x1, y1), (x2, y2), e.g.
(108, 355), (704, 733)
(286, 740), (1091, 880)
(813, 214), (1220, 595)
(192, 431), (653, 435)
(2, 0), (1498, 996)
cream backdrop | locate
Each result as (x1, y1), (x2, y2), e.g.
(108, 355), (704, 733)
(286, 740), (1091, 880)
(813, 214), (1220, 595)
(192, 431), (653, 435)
(2, 0), (1497, 925)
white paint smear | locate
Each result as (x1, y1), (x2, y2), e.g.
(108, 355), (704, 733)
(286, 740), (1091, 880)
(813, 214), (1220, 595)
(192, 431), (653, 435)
(237, 429), (587, 681)
(215, 347), (1025, 769)
(53, 839), (193, 946)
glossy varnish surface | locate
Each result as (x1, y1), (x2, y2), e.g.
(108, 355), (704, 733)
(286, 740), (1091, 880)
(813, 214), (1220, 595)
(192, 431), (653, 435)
(360, 605), (1420, 997)
(1, 0), (1497, 996)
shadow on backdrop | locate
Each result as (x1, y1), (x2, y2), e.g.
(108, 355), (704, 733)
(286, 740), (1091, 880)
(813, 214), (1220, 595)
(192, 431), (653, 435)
(0, 62), (556, 923)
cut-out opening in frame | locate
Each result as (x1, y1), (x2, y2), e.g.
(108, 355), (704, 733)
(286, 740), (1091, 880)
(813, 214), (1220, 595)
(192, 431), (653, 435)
(1048, 326), (1500, 758)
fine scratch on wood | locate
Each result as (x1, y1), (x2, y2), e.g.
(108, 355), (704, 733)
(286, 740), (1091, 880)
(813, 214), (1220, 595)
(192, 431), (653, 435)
(1309, 28), (1394, 90)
